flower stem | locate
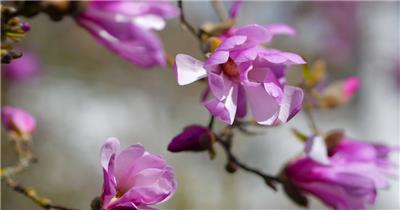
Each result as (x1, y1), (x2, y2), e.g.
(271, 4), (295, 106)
(304, 104), (320, 135)
(211, 0), (228, 22)
(215, 127), (281, 191)
(2, 175), (79, 210)
(177, 0), (201, 40)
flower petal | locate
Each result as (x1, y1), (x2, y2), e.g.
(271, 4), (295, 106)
(265, 23), (296, 37)
(174, 54), (207, 85)
(100, 137), (120, 171)
(243, 84), (279, 125)
(304, 135), (330, 165)
(216, 35), (247, 51)
(204, 84), (238, 124)
(233, 24), (272, 44)
(277, 85), (304, 123)
(204, 51), (230, 68)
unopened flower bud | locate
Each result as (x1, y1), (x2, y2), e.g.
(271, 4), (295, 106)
(168, 125), (213, 152)
(20, 22), (31, 32)
(225, 161), (238, 173)
(1, 106), (36, 139)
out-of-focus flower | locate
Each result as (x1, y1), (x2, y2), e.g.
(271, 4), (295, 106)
(100, 138), (176, 210)
(168, 125), (212, 152)
(175, 24), (305, 125)
(2, 50), (40, 81)
(302, 60), (361, 108)
(304, 135), (330, 165)
(1, 106), (36, 139)
(315, 2), (360, 65)
(319, 76), (360, 108)
(284, 136), (398, 210)
(75, 1), (179, 68)
(229, 0), (242, 19)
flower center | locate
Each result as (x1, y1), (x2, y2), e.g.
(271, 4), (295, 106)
(221, 58), (240, 78)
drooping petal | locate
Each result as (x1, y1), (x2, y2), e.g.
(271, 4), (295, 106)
(243, 84), (280, 125)
(204, 84), (238, 124)
(76, 16), (166, 68)
(265, 23), (296, 37)
(100, 137), (120, 171)
(235, 85), (247, 118)
(277, 85), (304, 123)
(174, 54), (207, 85)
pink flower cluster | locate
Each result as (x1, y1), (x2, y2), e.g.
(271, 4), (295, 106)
(175, 24), (305, 125)
(286, 136), (398, 210)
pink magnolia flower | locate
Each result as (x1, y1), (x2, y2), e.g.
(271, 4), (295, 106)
(100, 138), (176, 210)
(1, 106), (36, 138)
(175, 24), (305, 125)
(285, 137), (398, 210)
(168, 125), (212, 152)
(75, 0), (179, 68)
(2, 50), (40, 81)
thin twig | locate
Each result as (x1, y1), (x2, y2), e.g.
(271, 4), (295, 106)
(304, 104), (320, 135)
(2, 132), (79, 210)
(3, 175), (79, 210)
(207, 115), (215, 129)
(177, 0), (200, 39)
(211, 0), (228, 22)
(215, 128), (281, 191)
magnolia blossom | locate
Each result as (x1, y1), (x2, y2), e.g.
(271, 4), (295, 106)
(286, 137), (398, 210)
(1, 106), (36, 138)
(318, 76), (360, 108)
(100, 138), (176, 210)
(168, 125), (212, 152)
(75, 0), (179, 68)
(175, 24), (305, 125)
(2, 50), (40, 81)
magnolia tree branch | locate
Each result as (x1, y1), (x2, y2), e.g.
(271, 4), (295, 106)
(1, 133), (79, 210)
(3, 175), (78, 210)
(302, 86), (322, 135)
(212, 123), (282, 191)
(211, 0), (228, 21)
(177, 0), (200, 39)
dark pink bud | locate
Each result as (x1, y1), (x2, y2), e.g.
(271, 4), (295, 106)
(168, 125), (212, 152)
(20, 22), (31, 32)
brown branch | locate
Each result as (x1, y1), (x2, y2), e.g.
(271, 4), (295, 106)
(215, 127), (281, 191)
(1, 132), (79, 210)
(211, 0), (228, 22)
(303, 104), (320, 135)
(3, 175), (79, 210)
(177, 0), (200, 40)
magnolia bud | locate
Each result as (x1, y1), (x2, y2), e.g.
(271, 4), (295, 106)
(225, 161), (238, 173)
(168, 125), (213, 152)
